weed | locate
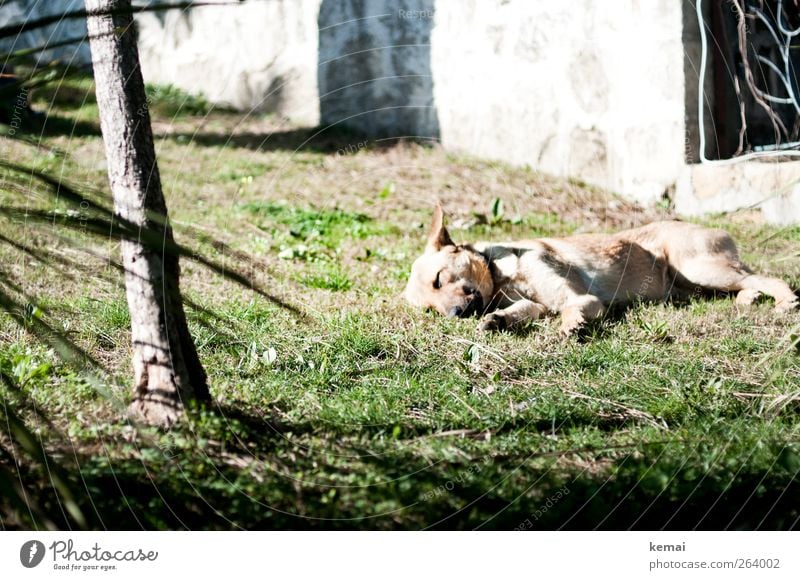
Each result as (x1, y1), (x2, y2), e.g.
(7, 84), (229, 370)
(298, 263), (353, 291)
(145, 84), (212, 117)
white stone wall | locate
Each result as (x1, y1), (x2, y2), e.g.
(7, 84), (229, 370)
(136, 0), (321, 125)
(433, 0), (684, 201)
(319, 0), (687, 204)
(676, 162), (800, 225)
(433, 0), (687, 204)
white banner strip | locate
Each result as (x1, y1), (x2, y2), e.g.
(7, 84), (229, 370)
(2, 531), (798, 579)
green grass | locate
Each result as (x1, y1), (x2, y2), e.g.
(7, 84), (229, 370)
(144, 83), (213, 117)
(243, 201), (396, 251)
(298, 263), (353, 291)
(1, 73), (799, 530)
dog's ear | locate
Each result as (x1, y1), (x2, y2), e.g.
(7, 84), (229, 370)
(426, 203), (454, 253)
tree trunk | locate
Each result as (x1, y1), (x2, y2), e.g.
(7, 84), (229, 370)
(86, 0), (209, 425)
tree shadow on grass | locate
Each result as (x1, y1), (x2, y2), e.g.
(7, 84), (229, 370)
(19, 402), (798, 531)
(354, 446), (800, 530)
(43, 459), (800, 530)
(511, 464), (800, 531)
(13, 111), (102, 139)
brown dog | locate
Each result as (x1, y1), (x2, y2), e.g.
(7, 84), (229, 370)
(405, 205), (798, 335)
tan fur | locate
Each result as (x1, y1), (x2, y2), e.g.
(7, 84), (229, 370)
(405, 205), (798, 335)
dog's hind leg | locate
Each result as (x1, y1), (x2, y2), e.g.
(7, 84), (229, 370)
(734, 274), (798, 311)
(674, 256), (797, 312)
(734, 287), (762, 307)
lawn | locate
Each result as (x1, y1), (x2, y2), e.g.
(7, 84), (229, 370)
(1, 73), (799, 530)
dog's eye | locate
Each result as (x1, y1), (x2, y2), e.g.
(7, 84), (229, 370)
(433, 271), (442, 289)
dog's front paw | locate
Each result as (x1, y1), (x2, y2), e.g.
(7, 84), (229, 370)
(478, 313), (506, 332)
(559, 313), (584, 336)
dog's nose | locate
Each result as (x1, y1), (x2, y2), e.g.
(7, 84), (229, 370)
(448, 294), (483, 318)
(448, 305), (464, 317)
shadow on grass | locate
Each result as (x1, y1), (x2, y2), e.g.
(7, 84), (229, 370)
(18, 404), (797, 530)
(493, 291), (753, 343)
(161, 125), (438, 155)
(59, 446), (800, 530)
(10, 110), (102, 139)
(16, 103), (434, 154)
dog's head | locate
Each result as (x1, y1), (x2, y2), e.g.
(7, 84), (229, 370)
(404, 204), (494, 318)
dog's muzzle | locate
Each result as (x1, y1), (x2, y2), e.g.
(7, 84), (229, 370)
(447, 292), (482, 318)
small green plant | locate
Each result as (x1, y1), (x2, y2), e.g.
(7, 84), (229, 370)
(379, 182), (395, 199)
(489, 197), (504, 225)
(637, 318), (673, 343)
(299, 263), (353, 291)
(20, 303), (44, 328)
(145, 83), (211, 117)
(9, 351), (53, 387)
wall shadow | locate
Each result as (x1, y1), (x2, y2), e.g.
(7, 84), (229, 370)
(317, 0), (440, 140)
(159, 125), (418, 154)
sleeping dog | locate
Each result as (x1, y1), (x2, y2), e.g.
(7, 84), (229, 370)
(405, 204), (798, 335)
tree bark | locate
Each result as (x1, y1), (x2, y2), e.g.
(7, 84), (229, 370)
(86, 0), (209, 425)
